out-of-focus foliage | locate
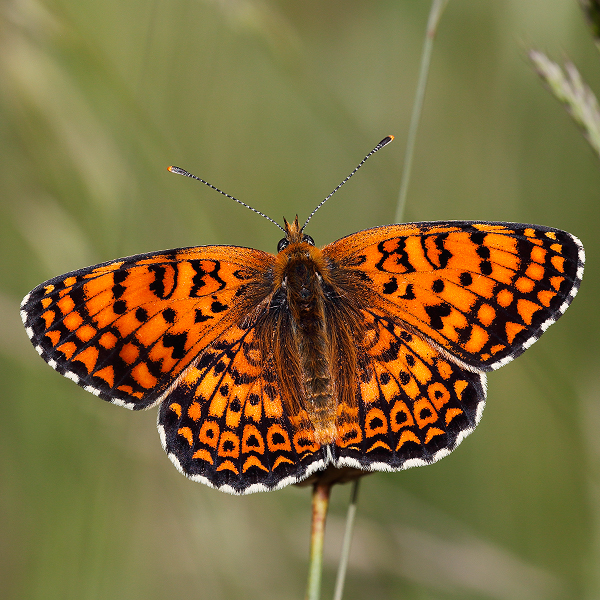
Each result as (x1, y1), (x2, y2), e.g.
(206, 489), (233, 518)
(580, 0), (600, 50)
(1, 1), (599, 599)
(530, 51), (600, 159)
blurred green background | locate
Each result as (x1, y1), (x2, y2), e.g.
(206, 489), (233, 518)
(1, 1), (599, 599)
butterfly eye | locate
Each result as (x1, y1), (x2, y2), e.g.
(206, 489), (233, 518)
(277, 238), (289, 252)
(303, 234), (315, 246)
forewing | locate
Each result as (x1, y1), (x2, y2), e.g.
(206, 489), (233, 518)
(323, 221), (584, 370)
(158, 321), (328, 494)
(21, 246), (275, 409)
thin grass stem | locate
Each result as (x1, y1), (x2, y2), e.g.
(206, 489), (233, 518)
(332, 479), (361, 600)
(395, 0), (450, 223)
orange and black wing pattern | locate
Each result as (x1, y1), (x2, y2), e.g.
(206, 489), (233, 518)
(324, 221), (584, 371)
(21, 246), (275, 410)
(323, 221), (584, 472)
(21, 220), (584, 493)
(332, 307), (485, 471)
(157, 320), (328, 494)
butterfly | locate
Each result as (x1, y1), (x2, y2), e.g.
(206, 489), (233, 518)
(21, 137), (585, 494)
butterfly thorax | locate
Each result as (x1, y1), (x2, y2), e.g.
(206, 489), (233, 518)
(273, 217), (337, 445)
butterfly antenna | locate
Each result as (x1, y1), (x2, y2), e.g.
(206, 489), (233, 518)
(168, 166), (286, 233)
(301, 135), (394, 231)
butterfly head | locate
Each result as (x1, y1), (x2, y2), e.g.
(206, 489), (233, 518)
(273, 215), (329, 295)
(277, 215), (315, 252)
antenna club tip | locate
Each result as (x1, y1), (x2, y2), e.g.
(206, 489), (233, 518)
(168, 166), (189, 176)
(379, 135), (394, 147)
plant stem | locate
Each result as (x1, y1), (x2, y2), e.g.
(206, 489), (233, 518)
(305, 480), (332, 600)
(396, 0), (450, 223)
(332, 479), (360, 600)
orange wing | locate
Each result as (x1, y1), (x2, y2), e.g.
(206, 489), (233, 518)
(332, 307), (485, 472)
(21, 246), (275, 409)
(323, 221), (583, 472)
(323, 221), (584, 371)
(157, 321), (328, 494)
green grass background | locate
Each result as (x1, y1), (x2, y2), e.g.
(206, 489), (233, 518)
(2, 1), (599, 599)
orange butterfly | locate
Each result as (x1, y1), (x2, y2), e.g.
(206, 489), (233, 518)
(21, 138), (585, 494)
